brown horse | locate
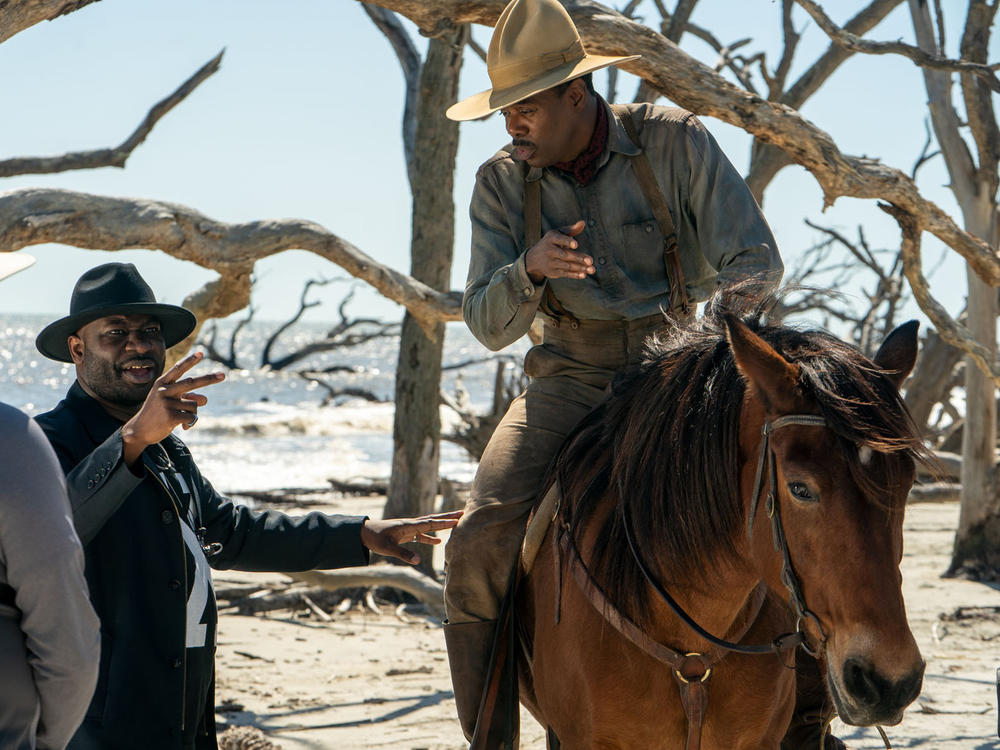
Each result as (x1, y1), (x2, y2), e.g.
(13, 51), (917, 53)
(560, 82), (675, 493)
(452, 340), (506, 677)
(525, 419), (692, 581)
(517, 301), (928, 750)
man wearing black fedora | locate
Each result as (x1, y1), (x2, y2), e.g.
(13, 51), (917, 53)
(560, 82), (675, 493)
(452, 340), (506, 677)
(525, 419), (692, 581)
(34, 262), (461, 750)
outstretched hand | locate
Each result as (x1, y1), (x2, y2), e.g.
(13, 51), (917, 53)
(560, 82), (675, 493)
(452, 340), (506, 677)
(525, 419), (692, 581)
(122, 351), (225, 468)
(361, 510), (463, 565)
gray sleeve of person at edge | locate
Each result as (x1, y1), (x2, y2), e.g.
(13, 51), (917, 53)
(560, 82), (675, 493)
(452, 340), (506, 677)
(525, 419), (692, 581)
(0, 404), (99, 750)
(675, 114), (783, 295)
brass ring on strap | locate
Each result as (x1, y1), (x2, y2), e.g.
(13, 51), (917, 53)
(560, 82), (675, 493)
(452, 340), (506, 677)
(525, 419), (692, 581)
(674, 652), (712, 684)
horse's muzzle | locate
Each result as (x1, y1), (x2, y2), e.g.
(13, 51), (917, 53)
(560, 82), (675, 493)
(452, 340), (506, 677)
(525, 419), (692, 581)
(828, 655), (925, 726)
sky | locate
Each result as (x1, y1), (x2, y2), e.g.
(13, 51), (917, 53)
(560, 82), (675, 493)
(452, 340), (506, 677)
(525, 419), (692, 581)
(0, 0), (990, 329)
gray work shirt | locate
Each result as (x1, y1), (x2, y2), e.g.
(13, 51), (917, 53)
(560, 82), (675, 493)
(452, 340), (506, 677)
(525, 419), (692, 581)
(463, 99), (783, 351)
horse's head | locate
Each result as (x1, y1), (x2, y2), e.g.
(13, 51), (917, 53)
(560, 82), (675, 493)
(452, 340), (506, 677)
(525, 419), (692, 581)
(726, 315), (925, 727)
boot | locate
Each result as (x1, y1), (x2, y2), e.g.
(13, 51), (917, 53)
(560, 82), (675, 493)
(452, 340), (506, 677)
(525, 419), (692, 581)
(444, 620), (497, 741)
(444, 620), (519, 749)
(780, 652), (852, 750)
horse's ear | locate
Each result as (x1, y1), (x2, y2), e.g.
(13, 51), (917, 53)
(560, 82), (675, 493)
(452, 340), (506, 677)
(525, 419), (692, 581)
(873, 320), (919, 389)
(724, 313), (801, 414)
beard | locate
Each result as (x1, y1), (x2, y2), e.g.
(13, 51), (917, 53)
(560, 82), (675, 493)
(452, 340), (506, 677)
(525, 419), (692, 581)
(79, 351), (164, 408)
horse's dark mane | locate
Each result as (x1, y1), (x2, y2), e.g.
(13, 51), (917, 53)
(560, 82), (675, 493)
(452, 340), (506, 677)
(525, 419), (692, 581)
(557, 290), (929, 626)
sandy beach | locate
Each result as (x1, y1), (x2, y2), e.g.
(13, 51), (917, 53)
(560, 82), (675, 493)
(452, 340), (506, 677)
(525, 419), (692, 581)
(212, 499), (1000, 750)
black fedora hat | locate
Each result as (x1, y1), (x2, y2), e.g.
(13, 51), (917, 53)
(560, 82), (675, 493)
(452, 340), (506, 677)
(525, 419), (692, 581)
(36, 262), (197, 363)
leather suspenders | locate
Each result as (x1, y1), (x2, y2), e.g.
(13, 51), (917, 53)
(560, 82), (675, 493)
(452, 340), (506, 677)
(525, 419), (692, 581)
(522, 104), (692, 323)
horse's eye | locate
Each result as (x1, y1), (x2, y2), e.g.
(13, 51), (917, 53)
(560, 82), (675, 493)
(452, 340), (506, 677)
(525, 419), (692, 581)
(788, 482), (817, 503)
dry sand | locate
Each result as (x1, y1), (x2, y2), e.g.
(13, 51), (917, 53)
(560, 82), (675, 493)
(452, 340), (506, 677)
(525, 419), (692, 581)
(213, 499), (1000, 749)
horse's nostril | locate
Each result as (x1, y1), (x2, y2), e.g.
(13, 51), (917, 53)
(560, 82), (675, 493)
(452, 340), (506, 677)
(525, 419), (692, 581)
(843, 657), (881, 707)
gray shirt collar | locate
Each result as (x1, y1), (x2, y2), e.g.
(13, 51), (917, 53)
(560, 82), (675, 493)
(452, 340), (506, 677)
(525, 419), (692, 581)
(524, 96), (641, 183)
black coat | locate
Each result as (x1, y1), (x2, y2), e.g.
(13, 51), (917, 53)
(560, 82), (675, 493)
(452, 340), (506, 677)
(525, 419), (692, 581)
(36, 382), (370, 750)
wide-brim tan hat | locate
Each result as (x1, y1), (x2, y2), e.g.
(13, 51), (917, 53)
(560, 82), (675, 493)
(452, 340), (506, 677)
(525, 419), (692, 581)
(0, 252), (35, 281)
(447, 0), (639, 121)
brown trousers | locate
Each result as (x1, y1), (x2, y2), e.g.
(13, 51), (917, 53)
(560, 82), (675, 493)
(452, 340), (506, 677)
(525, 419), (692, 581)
(444, 314), (666, 624)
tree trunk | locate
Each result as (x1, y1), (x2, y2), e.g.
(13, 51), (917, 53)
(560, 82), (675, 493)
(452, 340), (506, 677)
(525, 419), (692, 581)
(384, 27), (466, 577)
(903, 325), (963, 434)
(949, 204), (1000, 578)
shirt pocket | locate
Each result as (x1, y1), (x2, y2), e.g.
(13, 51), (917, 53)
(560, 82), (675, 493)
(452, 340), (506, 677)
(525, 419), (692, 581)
(620, 219), (667, 282)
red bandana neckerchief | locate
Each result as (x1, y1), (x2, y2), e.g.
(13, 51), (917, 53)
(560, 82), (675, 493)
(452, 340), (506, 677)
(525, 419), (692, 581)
(552, 104), (608, 186)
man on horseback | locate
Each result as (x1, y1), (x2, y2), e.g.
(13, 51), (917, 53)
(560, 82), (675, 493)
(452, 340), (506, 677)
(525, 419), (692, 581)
(442, 0), (840, 748)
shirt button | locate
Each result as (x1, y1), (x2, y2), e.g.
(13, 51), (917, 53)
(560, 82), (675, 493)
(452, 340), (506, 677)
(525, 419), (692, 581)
(645, 224), (653, 233)
(172, 657), (182, 668)
(587, 219), (596, 227)
(522, 287), (532, 295)
(168, 579), (181, 590)
(161, 510), (173, 524)
(598, 257), (607, 265)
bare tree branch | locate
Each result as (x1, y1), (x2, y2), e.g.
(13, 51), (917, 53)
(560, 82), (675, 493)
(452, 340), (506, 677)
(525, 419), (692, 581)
(1, 0), (102, 44)
(912, 118), (941, 178)
(0, 188), (463, 334)
(263, 283), (401, 371)
(664, 0), (697, 44)
(908, 0), (979, 207)
(199, 305), (255, 370)
(768, 0), (800, 99)
(0, 51), (224, 178)
(363, 4), (421, 184)
(298, 372), (386, 406)
(881, 201), (1000, 385)
(748, 0), (905, 200)
(794, 0), (1000, 91)
(960, 0), (1000, 203)
(260, 278), (330, 368)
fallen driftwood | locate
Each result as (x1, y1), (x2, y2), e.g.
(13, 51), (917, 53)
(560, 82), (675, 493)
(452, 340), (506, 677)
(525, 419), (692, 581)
(218, 726), (282, 750)
(917, 451), (962, 482)
(217, 587), (351, 616)
(284, 565), (446, 619)
(908, 483), (961, 504)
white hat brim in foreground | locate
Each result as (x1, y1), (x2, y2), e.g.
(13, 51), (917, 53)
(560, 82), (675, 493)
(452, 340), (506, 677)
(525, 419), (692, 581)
(0, 253), (36, 282)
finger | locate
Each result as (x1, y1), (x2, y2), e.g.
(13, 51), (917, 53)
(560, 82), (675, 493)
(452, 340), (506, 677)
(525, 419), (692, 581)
(159, 372), (225, 395)
(410, 519), (461, 534)
(560, 219), (586, 237)
(159, 351), (205, 384)
(383, 543), (420, 565)
(551, 234), (579, 251)
(178, 392), (209, 408)
(423, 511), (464, 521)
(172, 409), (199, 430)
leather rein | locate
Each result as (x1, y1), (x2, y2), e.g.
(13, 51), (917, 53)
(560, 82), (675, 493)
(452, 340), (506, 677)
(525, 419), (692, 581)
(558, 413), (830, 750)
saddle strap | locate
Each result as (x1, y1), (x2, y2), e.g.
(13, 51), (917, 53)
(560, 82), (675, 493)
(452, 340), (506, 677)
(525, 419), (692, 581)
(675, 676), (709, 750)
(521, 481), (561, 574)
(560, 526), (714, 671)
(559, 525), (767, 750)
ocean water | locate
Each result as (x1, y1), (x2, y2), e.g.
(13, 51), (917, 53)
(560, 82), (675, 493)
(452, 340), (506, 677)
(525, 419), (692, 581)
(1, 314), (526, 492)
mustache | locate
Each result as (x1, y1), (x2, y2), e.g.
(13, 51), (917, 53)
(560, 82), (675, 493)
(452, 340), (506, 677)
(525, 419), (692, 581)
(512, 138), (535, 148)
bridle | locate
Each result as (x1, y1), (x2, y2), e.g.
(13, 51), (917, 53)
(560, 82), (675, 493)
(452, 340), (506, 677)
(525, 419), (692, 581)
(557, 412), (836, 750)
(622, 412), (829, 657)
